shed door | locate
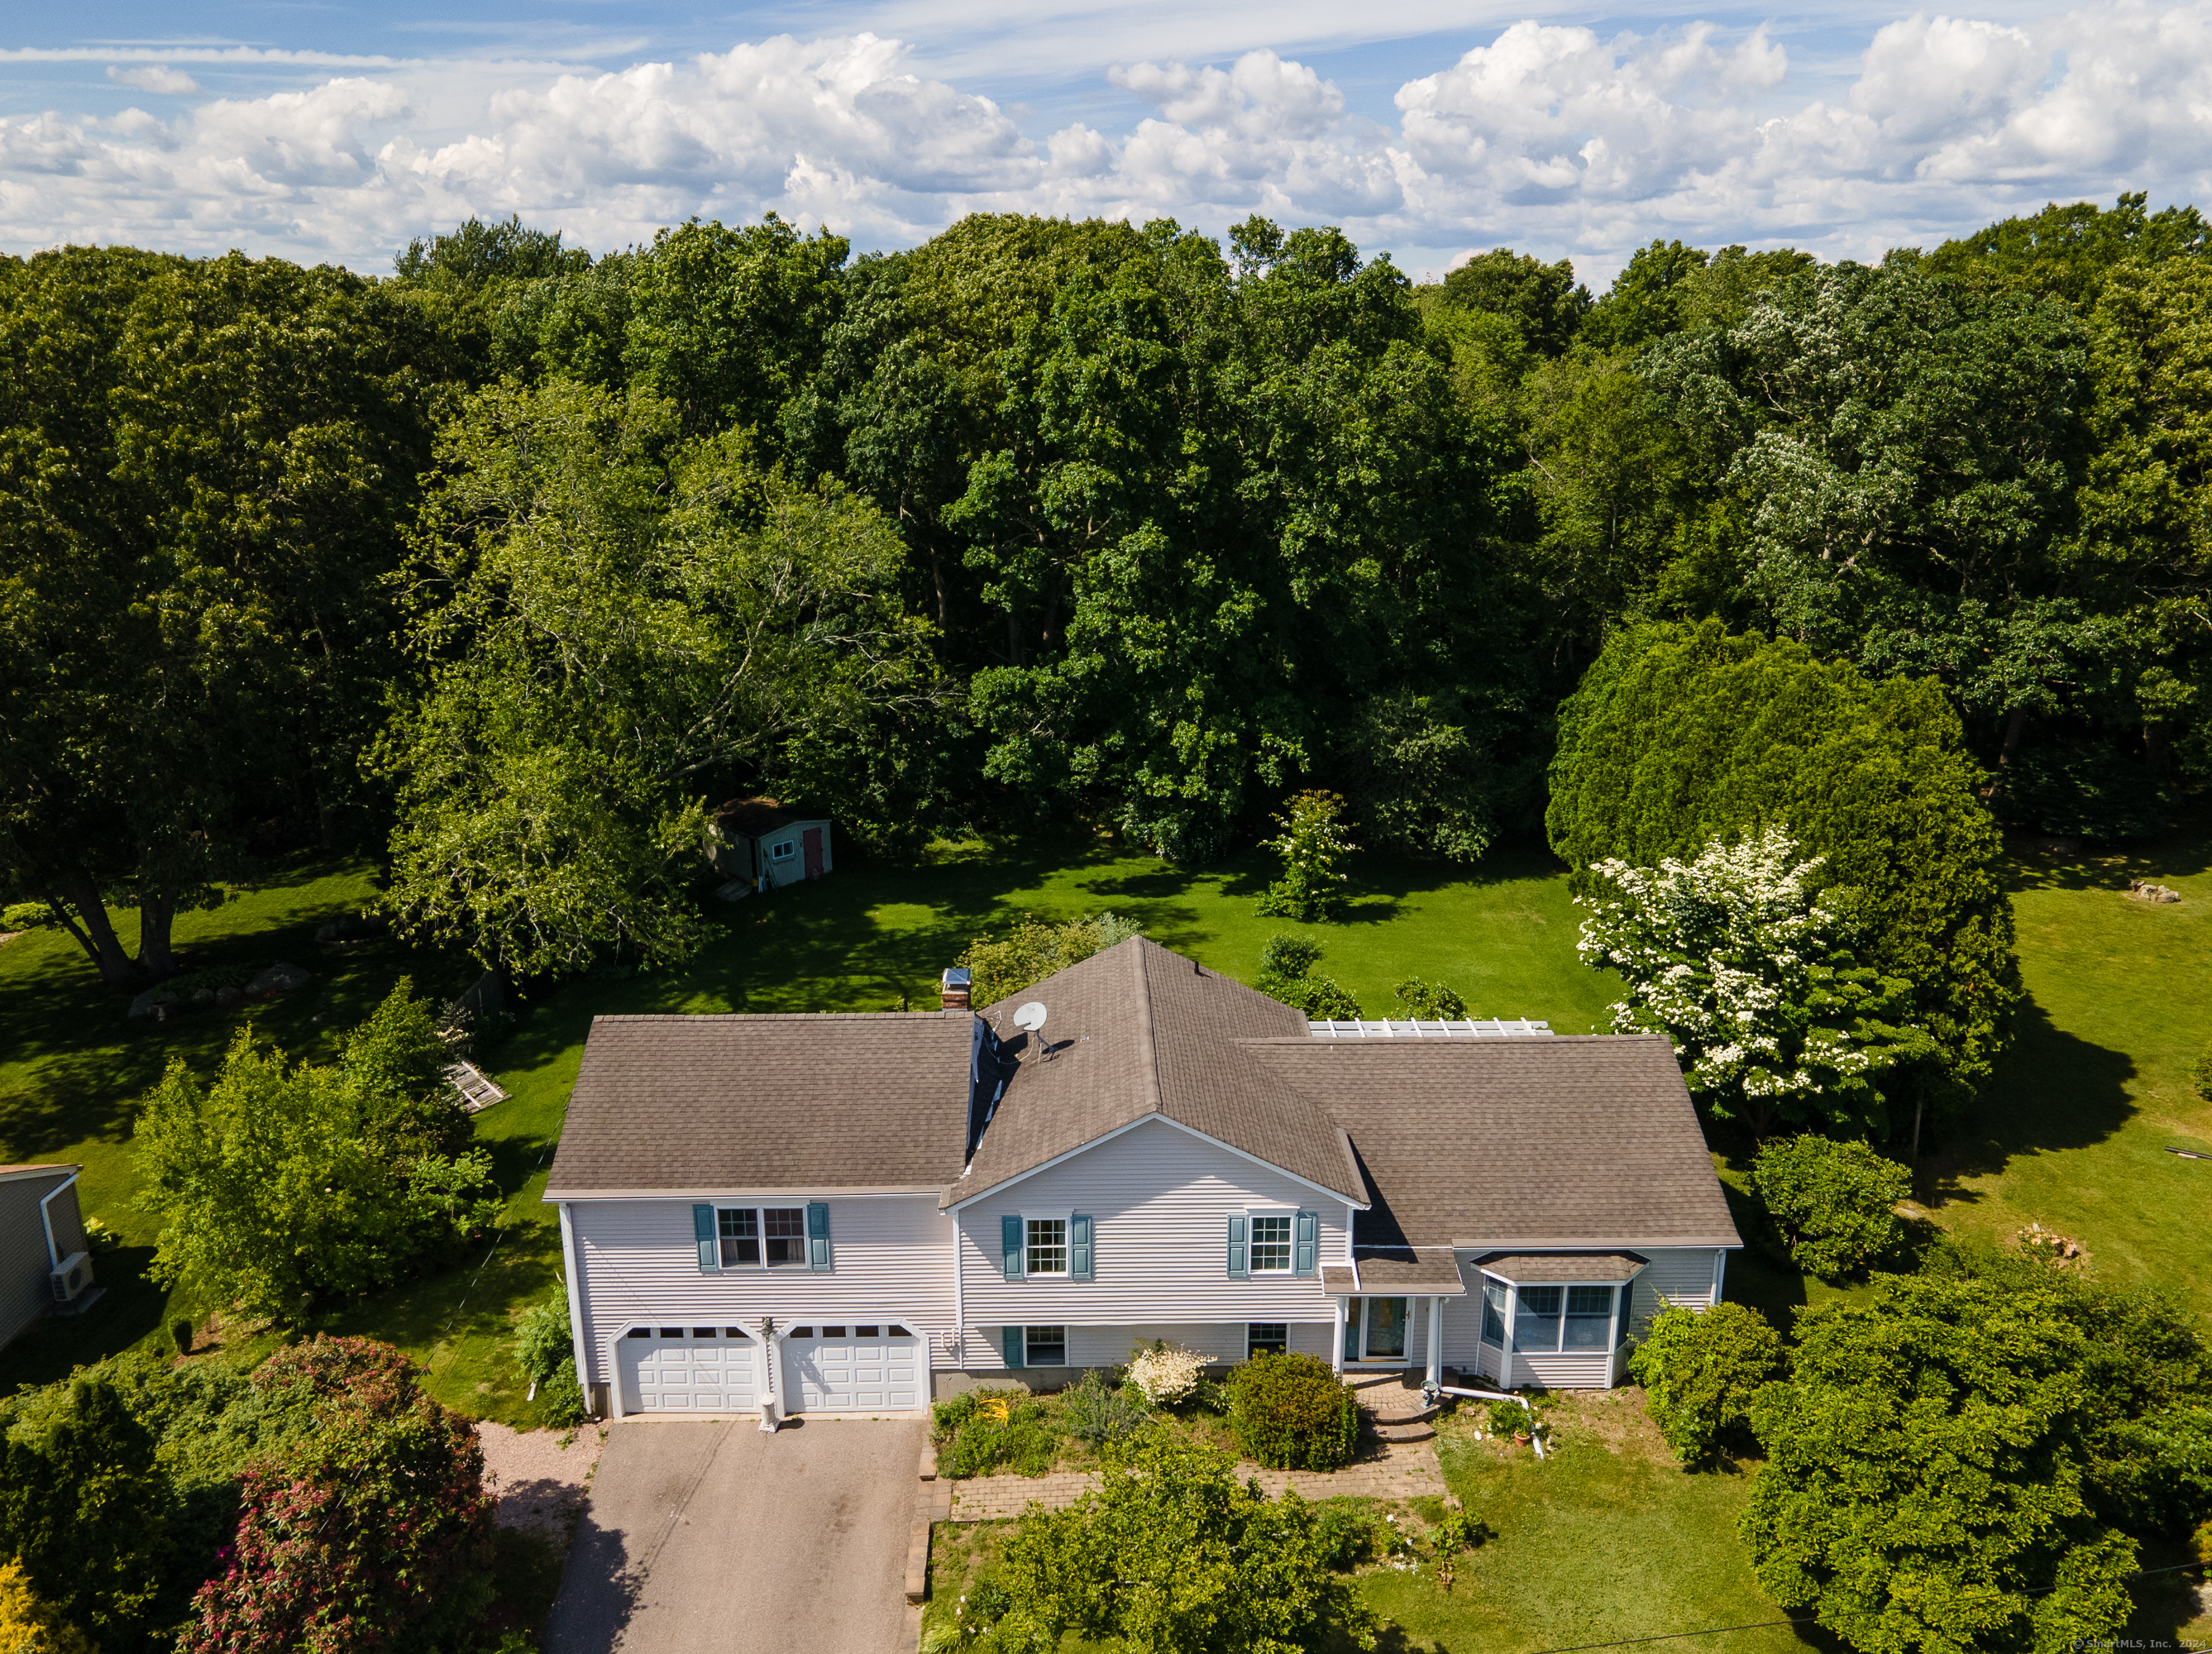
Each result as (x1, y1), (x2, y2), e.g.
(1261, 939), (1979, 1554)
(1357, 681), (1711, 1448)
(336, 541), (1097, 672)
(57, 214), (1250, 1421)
(619, 1327), (761, 1414)
(802, 826), (824, 879)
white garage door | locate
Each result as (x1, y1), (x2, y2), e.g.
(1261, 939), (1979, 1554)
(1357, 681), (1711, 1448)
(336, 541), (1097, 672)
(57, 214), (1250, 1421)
(619, 1325), (762, 1414)
(784, 1322), (924, 1413)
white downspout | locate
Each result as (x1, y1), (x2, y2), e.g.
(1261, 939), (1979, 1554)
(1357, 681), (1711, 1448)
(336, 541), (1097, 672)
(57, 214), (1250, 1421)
(38, 1170), (81, 1269)
(1425, 1295), (1444, 1389)
(950, 1208), (965, 1374)
(1331, 1295), (1345, 1375)
(557, 1202), (592, 1413)
(1713, 1248), (1728, 1304)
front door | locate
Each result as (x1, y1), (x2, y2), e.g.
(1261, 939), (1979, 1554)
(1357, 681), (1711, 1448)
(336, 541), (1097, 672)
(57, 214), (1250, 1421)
(802, 826), (824, 879)
(1343, 1297), (1410, 1363)
(1364, 1297), (1408, 1360)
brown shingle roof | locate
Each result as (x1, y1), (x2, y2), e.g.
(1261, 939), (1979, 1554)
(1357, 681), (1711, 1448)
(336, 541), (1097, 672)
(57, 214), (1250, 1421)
(950, 937), (1365, 1207)
(1245, 1035), (1741, 1249)
(542, 938), (1737, 1254)
(1471, 1251), (1649, 1283)
(545, 1012), (972, 1196)
(711, 797), (805, 837)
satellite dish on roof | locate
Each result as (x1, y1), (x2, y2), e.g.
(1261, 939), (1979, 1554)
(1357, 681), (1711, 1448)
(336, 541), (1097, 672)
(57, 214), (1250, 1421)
(1013, 1001), (1049, 1035)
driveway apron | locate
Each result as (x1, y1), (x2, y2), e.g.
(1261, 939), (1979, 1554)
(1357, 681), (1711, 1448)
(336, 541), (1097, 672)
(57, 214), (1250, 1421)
(546, 1417), (925, 1654)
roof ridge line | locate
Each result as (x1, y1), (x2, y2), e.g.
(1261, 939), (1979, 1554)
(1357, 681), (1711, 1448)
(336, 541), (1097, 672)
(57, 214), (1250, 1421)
(1132, 937), (1164, 1116)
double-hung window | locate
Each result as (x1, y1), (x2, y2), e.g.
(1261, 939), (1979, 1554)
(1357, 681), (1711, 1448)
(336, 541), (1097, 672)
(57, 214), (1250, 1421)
(717, 1206), (807, 1267)
(1481, 1278), (1508, 1347)
(1249, 1215), (1292, 1273)
(1025, 1326), (1067, 1365)
(1026, 1218), (1068, 1277)
(1247, 1322), (1288, 1357)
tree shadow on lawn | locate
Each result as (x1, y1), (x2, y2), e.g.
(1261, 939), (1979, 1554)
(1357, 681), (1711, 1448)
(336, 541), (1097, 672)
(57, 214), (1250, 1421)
(2005, 805), (2212, 895)
(1918, 997), (2137, 1212)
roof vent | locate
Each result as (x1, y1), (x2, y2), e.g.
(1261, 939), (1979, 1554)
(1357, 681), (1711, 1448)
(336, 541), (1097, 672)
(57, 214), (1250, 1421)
(940, 968), (972, 1011)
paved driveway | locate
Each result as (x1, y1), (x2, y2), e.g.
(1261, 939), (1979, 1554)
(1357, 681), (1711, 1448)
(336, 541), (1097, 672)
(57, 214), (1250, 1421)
(545, 1417), (925, 1654)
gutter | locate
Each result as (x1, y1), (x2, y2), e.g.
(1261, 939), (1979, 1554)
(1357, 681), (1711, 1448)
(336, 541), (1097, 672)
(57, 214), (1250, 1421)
(38, 1169), (81, 1270)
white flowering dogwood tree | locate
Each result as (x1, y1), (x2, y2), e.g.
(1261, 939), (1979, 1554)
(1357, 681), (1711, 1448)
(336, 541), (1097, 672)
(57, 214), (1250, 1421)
(1577, 828), (1931, 1136)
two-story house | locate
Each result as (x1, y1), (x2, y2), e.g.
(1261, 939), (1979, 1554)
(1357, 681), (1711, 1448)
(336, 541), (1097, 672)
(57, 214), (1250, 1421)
(544, 935), (1741, 1418)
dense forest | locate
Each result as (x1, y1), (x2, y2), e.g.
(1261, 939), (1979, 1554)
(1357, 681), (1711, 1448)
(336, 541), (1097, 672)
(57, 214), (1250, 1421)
(2, 194), (2207, 989)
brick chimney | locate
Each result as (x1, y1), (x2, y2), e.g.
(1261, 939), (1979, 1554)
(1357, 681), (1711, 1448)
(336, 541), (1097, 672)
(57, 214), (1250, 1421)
(939, 968), (972, 1011)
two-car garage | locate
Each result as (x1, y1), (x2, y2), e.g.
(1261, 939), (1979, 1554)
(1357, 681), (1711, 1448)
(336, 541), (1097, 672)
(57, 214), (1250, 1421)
(616, 1322), (924, 1416)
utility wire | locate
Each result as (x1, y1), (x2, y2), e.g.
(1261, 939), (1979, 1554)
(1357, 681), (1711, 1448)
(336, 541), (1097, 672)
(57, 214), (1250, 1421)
(1504, 1561), (2210, 1654)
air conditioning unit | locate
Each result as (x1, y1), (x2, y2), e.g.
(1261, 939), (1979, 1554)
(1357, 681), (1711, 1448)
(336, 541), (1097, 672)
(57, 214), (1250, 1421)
(50, 1251), (93, 1305)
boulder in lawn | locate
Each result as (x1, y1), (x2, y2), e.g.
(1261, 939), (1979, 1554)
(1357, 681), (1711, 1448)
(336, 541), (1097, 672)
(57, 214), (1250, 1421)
(246, 961), (312, 997)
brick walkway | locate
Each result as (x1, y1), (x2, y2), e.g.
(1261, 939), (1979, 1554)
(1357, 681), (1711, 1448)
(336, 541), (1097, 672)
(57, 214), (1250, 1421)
(944, 1437), (1445, 1521)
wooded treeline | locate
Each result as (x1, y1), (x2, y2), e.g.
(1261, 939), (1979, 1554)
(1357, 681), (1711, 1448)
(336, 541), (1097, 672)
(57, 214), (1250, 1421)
(2, 195), (2207, 985)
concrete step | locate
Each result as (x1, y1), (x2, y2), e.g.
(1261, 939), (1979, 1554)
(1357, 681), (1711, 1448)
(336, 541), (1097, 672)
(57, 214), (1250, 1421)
(1369, 1422), (1436, 1443)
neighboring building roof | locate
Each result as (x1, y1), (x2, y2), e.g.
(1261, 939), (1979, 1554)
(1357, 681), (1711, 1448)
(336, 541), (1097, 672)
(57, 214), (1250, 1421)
(1471, 1251), (1649, 1283)
(948, 938), (1367, 1209)
(545, 1013), (972, 1197)
(1245, 1035), (1741, 1250)
(710, 797), (819, 838)
(0, 1164), (78, 1185)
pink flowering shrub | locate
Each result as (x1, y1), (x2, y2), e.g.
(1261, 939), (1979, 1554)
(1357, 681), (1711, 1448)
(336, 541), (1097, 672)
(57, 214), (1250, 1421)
(180, 1336), (494, 1654)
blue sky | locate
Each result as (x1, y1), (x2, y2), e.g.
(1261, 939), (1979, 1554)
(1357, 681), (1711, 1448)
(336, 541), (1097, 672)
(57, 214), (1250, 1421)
(3, 0), (2209, 281)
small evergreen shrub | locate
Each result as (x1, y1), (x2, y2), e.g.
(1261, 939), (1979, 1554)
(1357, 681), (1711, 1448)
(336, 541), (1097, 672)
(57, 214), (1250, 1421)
(1628, 1302), (1782, 1463)
(0, 1559), (96, 1654)
(2191, 1041), (2212, 1104)
(2, 901), (52, 932)
(1751, 1135), (1910, 1281)
(1225, 1351), (1359, 1470)
(1311, 1502), (1385, 1568)
(170, 1316), (196, 1356)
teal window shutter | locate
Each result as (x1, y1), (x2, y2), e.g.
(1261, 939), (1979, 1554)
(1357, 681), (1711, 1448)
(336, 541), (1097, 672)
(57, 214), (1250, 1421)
(1001, 1214), (1025, 1280)
(693, 1204), (719, 1273)
(1226, 1215), (1249, 1279)
(1069, 1214), (1093, 1282)
(1294, 1211), (1317, 1277)
(807, 1202), (832, 1272)
(1003, 1326), (1025, 1370)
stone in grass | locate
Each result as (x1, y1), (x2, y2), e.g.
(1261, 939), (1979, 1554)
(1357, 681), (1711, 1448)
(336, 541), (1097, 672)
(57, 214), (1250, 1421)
(127, 987), (180, 1020)
(246, 961), (312, 997)
(2128, 879), (2183, 904)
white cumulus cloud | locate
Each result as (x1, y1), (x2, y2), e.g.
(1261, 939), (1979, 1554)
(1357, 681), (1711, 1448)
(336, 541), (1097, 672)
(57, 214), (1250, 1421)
(107, 65), (202, 95)
(4, 6), (2212, 282)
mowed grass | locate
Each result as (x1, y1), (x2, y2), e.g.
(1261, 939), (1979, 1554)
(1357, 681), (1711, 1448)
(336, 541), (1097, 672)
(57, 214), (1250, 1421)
(1372, 1391), (1809, 1654)
(1919, 822), (2212, 1319)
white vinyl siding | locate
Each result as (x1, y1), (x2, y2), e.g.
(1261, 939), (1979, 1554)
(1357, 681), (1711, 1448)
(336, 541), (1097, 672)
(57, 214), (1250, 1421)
(958, 1319), (1335, 1372)
(1626, 1247), (1727, 1333)
(955, 1117), (1345, 1329)
(567, 1194), (953, 1389)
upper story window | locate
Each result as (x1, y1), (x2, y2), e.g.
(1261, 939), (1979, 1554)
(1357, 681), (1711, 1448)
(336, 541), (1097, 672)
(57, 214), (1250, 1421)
(1249, 1214), (1292, 1272)
(1026, 1217), (1068, 1276)
(719, 1206), (807, 1267)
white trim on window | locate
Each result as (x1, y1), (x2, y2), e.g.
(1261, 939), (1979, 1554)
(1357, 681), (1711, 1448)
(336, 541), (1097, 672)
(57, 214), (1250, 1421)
(1022, 1212), (1073, 1279)
(770, 839), (795, 860)
(1024, 1325), (1068, 1366)
(714, 1202), (810, 1269)
(1245, 1209), (1295, 1273)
